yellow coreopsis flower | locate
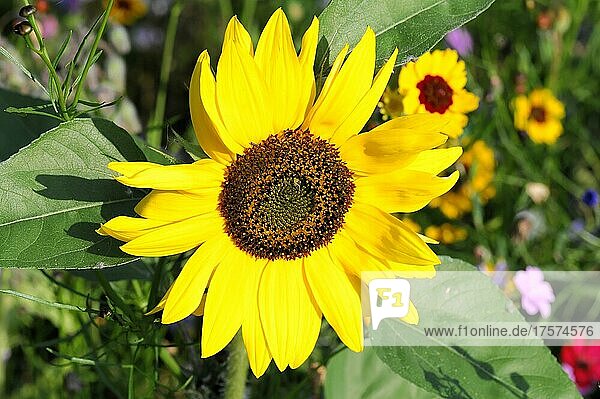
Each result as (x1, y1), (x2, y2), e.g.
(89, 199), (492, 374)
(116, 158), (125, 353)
(430, 140), (495, 219)
(108, 0), (147, 25)
(98, 9), (461, 377)
(513, 89), (565, 144)
(398, 49), (479, 137)
(424, 223), (468, 244)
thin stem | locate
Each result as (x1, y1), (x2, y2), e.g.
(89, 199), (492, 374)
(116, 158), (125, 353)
(71, 0), (114, 109)
(223, 333), (248, 399)
(146, 0), (183, 148)
(21, 9), (70, 119)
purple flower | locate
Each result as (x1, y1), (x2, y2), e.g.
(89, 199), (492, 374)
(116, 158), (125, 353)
(582, 189), (599, 207)
(445, 28), (473, 57)
(513, 266), (555, 318)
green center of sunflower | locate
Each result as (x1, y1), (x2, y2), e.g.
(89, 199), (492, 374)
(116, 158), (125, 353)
(218, 129), (355, 260)
(530, 106), (546, 123)
(417, 74), (454, 114)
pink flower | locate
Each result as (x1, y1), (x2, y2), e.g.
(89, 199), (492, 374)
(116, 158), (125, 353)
(445, 27), (473, 56)
(513, 266), (555, 318)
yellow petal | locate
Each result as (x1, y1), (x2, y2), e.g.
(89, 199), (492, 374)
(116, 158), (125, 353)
(201, 245), (260, 357)
(192, 296), (206, 316)
(258, 258), (321, 371)
(162, 235), (230, 324)
(340, 128), (447, 175)
(119, 212), (223, 256)
(328, 232), (436, 279)
(450, 89), (479, 114)
(108, 161), (160, 177)
(304, 247), (363, 352)
(371, 112), (458, 137)
(145, 285), (172, 315)
(355, 170), (460, 213)
(115, 159), (224, 190)
(400, 301), (419, 325)
(135, 189), (219, 221)
(405, 147), (463, 175)
(217, 17), (273, 146)
(343, 203), (439, 265)
(330, 48), (398, 146)
(190, 51), (241, 162)
(307, 28), (376, 140)
(297, 17), (319, 120)
(98, 216), (170, 242)
(242, 258), (272, 377)
(255, 9), (302, 132)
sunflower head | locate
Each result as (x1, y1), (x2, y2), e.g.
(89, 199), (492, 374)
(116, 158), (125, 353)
(513, 88), (565, 144)
(398, 49), (479, 137)
(98, 9), (463, 377)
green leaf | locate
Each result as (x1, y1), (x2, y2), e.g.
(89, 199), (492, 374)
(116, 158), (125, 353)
(317, 0), (495, 69)
(0, 118), (147, 269)
(0, 89), (59, 161)
(373, 257), (580, 399)
(325, 348), (435, 399)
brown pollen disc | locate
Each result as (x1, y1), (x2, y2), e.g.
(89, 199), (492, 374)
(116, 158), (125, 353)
(218, 129), (355, 260)
(530, 106), (547, 123)
(417, 74), (454, 114)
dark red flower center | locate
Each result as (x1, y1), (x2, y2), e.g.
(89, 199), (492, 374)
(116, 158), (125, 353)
(530, 106), (546, 123)
(416, 75), (454, 114)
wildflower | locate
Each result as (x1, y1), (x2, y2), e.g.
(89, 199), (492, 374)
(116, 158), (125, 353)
(430, 140), (495, 219)
(108, 0), (147, 25)
(582, 189), (599, 208)
(424, 223), (467, 244)
(525, 182), (550, 204)
(445, 28), (473, 57)
(561, 342), (600, 394)
(513, 266), (554, 318)
(98, 10), (461, 376)
(513, 89), (565, 144)
(377, 87), (404, 120)
(399, 49), (479, 137)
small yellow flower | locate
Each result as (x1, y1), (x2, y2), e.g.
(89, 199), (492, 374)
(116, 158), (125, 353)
(398, 49), (479, 137)
(98, 10), (461, 377)
(108, 0), (147, 25)
(424, 223), (468, 244)
(430, 140), (495, 219)
(513, 89), (565, 144)
(377, 87), (404, 120)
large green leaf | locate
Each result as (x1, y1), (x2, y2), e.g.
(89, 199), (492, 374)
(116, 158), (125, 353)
(0, 88), (59, 162)
(317, 0), (495, 69)
(0, 118), (148, 269)
(325, 348), (435, 399)
(373, 257), (580, 399)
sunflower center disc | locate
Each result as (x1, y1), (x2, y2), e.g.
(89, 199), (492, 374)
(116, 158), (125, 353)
(417, 74), (454, 114)
(218, 129), (355, 260)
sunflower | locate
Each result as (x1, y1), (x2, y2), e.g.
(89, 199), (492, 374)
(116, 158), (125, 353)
(108, 0), (147, 25)
(398, 49), (479, 137)
(513, 88), (565, 144)
(98, 9), (461, 377)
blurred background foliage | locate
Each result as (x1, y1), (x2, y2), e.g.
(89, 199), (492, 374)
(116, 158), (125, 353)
(0, 0), (599, 397)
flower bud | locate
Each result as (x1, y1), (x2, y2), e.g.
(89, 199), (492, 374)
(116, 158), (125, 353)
(19, 5), (37, 17)
(11, 19), (33, 36)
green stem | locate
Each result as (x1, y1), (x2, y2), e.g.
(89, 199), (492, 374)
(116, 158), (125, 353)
(146, 0), (183, 148)
(71, 0), (114, 110)
(21, 3), (70, 119)
(223, 333), (248, 399)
